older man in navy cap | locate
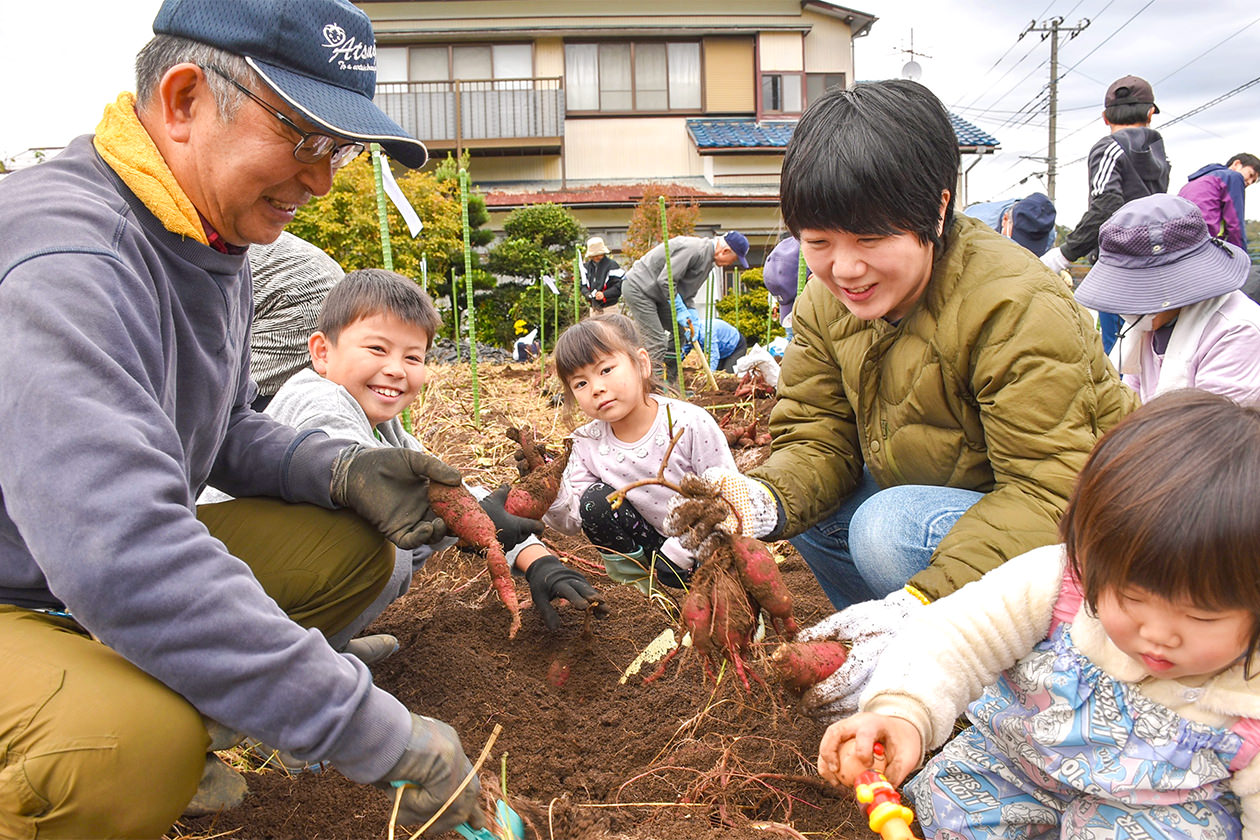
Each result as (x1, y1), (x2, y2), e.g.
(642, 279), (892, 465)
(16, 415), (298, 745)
(0, 1), (494, 835)
(621, 231), (750, 383)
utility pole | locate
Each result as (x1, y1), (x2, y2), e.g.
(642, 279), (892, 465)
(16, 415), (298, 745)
(1024, 17), (1089, 200)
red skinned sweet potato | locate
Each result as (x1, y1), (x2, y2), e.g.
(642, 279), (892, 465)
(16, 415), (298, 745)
(727, 534), (799, 639)
(769, 640), (849, 691)
(505, 427), (572, 520)
(428, 483), (521, 638)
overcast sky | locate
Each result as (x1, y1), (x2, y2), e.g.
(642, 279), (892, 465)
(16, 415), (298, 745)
(4, 0), (1258, 224)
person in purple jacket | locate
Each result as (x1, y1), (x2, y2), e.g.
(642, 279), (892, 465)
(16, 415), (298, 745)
(0, 0), (530, 835)
(1178, 153), (1260, 252)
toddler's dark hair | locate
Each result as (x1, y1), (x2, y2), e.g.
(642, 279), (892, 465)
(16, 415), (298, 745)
(554, 314), (661, 409)
(318, 268), (441, 350)
(1061, 390), (1260, 673)
(780, 79), (960, 249)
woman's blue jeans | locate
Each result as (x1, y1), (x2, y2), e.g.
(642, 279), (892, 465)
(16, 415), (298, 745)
(789, 470), (983, 609)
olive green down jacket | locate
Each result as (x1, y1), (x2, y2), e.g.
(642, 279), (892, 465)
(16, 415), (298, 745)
(748, 215), (1137, 602)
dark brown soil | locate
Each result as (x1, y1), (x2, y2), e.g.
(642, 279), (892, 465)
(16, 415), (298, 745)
(178, 365), (872, 840)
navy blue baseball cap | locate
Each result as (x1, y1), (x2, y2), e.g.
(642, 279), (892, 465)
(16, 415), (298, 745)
(722, 231), (751, 269)
(153, 0), (428, 169)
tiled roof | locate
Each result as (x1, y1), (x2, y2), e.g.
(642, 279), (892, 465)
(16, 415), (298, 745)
(687, 114), (999, 151)
(686, 120), (797, 149)
(949, 113), (1000, 148)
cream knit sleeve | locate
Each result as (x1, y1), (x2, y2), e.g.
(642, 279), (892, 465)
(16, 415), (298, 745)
(860, 544), (1068, 754)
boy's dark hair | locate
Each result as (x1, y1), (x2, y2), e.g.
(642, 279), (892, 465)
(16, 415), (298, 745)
(1229, 153), (1260, 171)
(780, 79), (960, 248)
(1061, 390), (1260, 674)
(554, 314), (662, 409)
(1103, 102), (1154, 127)
(317, 268), (441, 350)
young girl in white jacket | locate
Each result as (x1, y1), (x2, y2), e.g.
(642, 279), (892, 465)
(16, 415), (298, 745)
(821, 390), (1260, 840)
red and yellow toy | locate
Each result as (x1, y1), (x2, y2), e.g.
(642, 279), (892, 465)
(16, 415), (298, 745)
(852, 744), (920, 840)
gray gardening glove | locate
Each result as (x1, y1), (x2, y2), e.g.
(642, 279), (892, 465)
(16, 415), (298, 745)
(797, 588), (923, 722)
(330, 445), (462, 549)
(376, 713), (486, 833)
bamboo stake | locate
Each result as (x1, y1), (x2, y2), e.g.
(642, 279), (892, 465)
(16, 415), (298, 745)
(659, 197), (685, 395)
(459, 168), (481, 428)
(370, 143), (394, 271)
(572, 247), (581, 322)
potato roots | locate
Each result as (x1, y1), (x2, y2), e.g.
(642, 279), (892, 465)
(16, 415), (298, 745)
(428, 483), (521, 638)
(768, 640), (849, 691)
(651, 477), (800, 689)
(505, 426), (572, 520)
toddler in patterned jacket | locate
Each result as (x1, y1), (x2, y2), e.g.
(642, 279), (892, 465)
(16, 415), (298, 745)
(820, 390), (1260, 840)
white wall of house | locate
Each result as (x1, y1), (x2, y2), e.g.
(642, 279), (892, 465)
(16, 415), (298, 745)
(563, 118), (704, 182)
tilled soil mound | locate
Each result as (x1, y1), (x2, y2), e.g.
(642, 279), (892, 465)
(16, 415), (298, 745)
(178, 362), (873, 840)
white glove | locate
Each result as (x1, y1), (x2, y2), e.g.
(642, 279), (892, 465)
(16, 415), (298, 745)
(1039, 247), (1070, 274)
(797, 588), (923, 721)
(700, 467), (780, 538)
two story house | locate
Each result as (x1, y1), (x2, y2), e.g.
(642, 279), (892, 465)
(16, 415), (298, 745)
(361, 1), (998, 269)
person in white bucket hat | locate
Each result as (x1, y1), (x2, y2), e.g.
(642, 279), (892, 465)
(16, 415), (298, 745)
(1075, 193), (1260, 405)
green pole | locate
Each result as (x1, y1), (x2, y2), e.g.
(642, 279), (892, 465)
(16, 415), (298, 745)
(734, 266), (741, 331)
(539, 276), (546, 379)
(573, 247), (581, 322)
(659, 197), (685, 395)
(459, 169), (481, 428)
(553, 282), (559, 344)
(370, 143), (393, 272)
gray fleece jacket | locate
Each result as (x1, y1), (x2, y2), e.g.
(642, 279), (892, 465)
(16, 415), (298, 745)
(0, 135), (411, 783)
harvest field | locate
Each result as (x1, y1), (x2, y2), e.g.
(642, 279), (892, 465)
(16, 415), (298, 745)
(178, 360), (887, 840)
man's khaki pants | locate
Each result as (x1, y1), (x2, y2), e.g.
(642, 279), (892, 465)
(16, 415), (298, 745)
(0, 498), (393, 839)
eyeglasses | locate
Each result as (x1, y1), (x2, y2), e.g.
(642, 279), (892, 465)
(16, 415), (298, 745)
(207, 66), (365, 170)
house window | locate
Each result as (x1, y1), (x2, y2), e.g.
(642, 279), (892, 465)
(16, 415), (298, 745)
(806, 72), (847, 107)
(761, 73), (802, 115)
(565, 41), (701, 113)
(408, 44), (534, 83)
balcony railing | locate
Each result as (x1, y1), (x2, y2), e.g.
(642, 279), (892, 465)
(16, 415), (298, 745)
(374, 77), (565, 153)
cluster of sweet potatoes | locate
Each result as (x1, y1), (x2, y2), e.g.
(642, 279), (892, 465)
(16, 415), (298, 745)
(718, 409), (772, 449)
(426, 425), (570, 639)
(651, 475), (800, 689)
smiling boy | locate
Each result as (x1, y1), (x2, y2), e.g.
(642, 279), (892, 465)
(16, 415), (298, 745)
(265, 268), (605, 645)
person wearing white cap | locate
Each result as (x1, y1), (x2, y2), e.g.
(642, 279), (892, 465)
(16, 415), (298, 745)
(580, 235), (625, 315)
(1074, 193), (1260, 405)
(0, 0), (492, 835)
(621, 231), (750, 382)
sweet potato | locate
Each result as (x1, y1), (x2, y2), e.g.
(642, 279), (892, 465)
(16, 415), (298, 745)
(769, 640), (849, 691)
(504, 427), (572, 520)
(727, 534), (799, 639)
(428, 483), (521, 638)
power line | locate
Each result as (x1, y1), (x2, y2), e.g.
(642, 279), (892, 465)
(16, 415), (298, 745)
(1153, 14), (1260, 85)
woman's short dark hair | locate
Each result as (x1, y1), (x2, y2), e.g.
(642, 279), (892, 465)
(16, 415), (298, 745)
(780, 79), (960, 248)
(1061, 390), (1260, 673)
(318, 268), (441, 350)
(1103, 102), (1154, 127)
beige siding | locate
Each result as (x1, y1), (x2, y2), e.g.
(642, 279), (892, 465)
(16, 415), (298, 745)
(466, 156), (562, 184)
(703, 37), (755, 114)
(802, 11), (854, 74)
(758, 32), (803, 72)
(534, 38), (564, 78)
(564, 118), (704, 181)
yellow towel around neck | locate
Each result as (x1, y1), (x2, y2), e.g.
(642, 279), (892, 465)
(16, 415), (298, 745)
(93, 92), (207, 246)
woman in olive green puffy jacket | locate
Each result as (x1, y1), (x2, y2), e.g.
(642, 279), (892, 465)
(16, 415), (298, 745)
(703, 80), (1136, 721)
